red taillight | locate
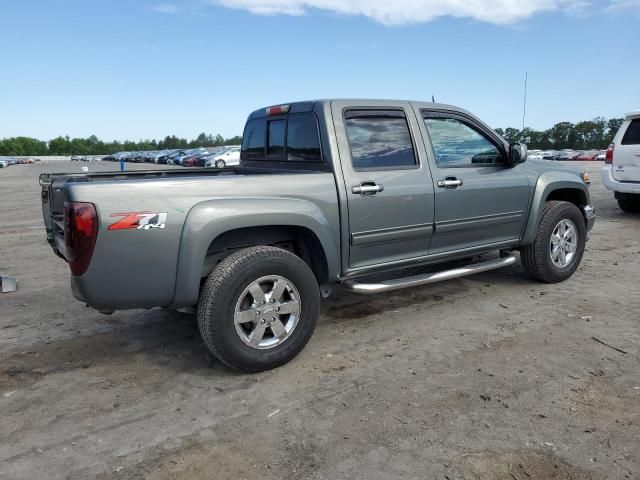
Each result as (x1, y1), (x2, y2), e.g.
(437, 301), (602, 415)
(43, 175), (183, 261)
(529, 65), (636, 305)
(64, 202), (98, 276)
(605, 143), (614, 164)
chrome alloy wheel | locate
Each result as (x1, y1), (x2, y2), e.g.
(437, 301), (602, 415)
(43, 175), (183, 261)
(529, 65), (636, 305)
(550, 219), (578, 268)
(234, 275), (301, 350)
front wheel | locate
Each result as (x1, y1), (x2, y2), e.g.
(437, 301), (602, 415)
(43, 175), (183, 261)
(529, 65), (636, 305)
(215, 160), (226, 168)
(520, 200), (586, 283)
(197, 246), (320, 372)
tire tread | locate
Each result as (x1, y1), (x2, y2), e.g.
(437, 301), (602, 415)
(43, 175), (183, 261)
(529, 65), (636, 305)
(520, 200), (585, 283)
(197, 246), (319, 372)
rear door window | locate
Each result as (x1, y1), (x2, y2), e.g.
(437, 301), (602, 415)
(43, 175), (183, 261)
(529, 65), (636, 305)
(621, 119), (640, 145)
(344, 110), (417, 170)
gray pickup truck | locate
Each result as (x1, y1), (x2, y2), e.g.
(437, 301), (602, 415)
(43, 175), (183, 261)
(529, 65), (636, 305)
(40, 99), (595, 372)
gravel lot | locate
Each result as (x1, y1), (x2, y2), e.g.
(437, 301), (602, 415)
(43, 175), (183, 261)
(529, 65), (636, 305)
(0, 161), (638, 480)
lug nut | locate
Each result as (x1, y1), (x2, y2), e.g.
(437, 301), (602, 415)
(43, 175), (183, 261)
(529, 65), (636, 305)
(260, 319), (266, 324)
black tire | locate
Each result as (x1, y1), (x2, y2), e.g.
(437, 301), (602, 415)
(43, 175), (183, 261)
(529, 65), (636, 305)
(520, 200), (586, 283)
(197, 246), (320, 372)
(616, 193), (640, 213)
(215, 160), (226, 168)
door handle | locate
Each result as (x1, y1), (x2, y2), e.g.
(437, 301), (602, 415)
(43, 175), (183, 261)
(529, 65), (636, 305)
(352, 182), (384, 196)
(437, 177), (463, 189)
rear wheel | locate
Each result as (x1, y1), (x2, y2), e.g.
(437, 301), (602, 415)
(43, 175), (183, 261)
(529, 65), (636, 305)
(215, 160), (226, 168)
(197, 246), (320, 372)
(520, 201), (586, 283)
(616, 193), (640, 213)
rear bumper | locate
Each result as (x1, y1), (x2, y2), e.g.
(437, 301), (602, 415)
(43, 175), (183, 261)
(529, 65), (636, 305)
(70, 276), (88, 304)
(601, 166), (640, 194)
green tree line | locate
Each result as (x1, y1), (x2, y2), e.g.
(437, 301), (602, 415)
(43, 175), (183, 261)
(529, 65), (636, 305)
(495, 117), (624, 150)
(0, 117), (625, 156)
(0, 133), (243, 156)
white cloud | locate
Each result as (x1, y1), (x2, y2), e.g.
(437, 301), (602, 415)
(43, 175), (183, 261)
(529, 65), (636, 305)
(150, 3), (182, 14)
(213, 0), (590, 25)
(604, 0), (640, 13)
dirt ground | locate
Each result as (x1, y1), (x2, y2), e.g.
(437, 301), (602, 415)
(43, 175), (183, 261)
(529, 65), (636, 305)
(0, 160), (638, 480)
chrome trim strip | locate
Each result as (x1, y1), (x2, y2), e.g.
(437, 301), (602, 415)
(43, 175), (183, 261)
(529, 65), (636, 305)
(436, 212), (523, 234)
(343, 255), (517, 294)
(351, 223), (433, 246)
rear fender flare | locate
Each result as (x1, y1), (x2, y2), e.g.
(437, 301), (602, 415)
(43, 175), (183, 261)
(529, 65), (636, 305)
(171, 197), (340, 307)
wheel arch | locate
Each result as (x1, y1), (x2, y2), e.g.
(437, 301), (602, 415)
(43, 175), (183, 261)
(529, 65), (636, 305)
(171, 198), (339, 307)
(544, 187), (588, 207)
(204, 225), (330, 282)
(521, 173), (590, 245)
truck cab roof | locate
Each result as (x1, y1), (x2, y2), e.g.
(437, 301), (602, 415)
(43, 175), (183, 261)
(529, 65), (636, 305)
(248, 99), (471, 120)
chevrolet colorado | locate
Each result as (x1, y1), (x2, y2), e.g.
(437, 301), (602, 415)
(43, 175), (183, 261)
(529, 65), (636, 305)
(40, 99), (595, 371)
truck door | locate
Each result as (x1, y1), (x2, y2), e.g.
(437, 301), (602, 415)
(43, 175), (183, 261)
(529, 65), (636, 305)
(416, 108), (530, 254)
(331, 100), (435, 269)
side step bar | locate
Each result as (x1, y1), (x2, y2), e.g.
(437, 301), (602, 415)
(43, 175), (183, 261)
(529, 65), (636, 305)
(343, 255), (517, 294)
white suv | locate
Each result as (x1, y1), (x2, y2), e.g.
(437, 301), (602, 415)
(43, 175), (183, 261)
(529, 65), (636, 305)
(602, 110), (640, 212)
(205, 146), (241, 168)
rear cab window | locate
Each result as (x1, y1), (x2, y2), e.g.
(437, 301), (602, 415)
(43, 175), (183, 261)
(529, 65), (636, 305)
(241, 112), (322, 163)
(242, 118), (266, 159)
(268, 120), (286, 156)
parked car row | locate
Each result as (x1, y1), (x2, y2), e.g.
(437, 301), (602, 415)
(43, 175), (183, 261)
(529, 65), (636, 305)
(0, 156), (39, 168)
(70, 155), (103, 162)
(102, 146), (241, 168)
(527, 149), (606, 161)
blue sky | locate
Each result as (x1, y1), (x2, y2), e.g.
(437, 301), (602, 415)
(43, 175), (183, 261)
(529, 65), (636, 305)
(1, 0), (638, 141)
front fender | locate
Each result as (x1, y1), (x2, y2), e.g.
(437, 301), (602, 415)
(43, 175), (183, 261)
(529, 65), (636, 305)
(171, 197), (340, 307)
(521, 172), (590, 245)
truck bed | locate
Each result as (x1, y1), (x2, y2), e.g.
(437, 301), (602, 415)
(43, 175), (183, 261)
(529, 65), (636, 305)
(39, 166), (321, 258)
(40, 167), (245, 259)
(39, 165), (340, 309)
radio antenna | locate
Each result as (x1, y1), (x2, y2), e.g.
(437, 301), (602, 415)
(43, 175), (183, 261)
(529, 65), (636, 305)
(522, 72), (527, 131)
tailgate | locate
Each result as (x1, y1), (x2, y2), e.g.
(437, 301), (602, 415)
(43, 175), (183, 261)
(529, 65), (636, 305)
(612, 116), (640, 182)
(39, 173), (69, 260)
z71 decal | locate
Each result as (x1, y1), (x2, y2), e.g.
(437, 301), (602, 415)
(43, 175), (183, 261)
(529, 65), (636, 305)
(108, 212), (168, 231)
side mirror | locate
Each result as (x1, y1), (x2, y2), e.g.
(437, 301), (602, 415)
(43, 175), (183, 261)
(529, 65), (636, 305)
(509, 143), (527, 165)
